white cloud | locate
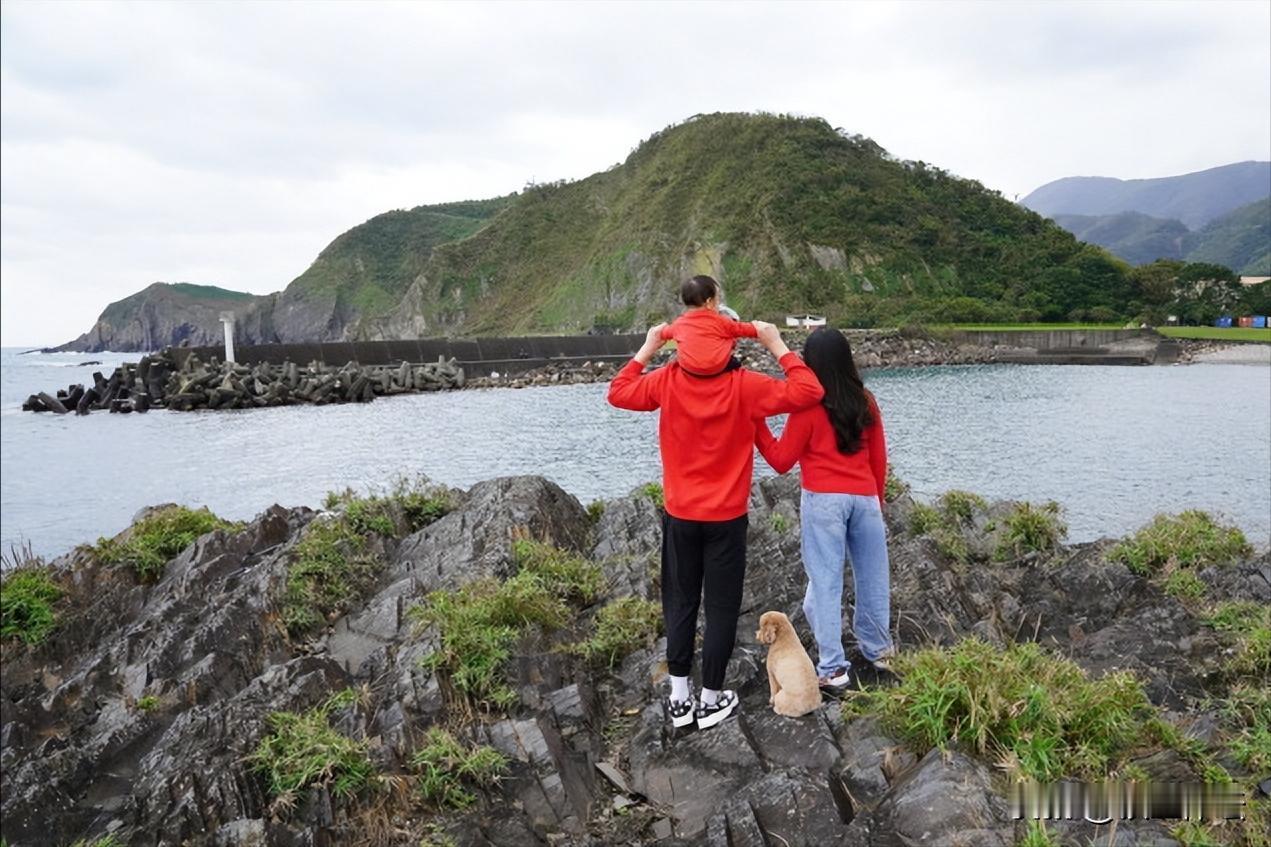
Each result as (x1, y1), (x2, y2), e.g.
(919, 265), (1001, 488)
(2, 0), (1268, 345)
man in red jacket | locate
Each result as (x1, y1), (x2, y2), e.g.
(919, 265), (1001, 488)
(607, 285), (824, 730)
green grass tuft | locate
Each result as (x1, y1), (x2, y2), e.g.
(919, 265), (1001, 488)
(1170, 821), (1226, 847)
(411, 541), (602, 712)
(1163, 569), (1207, 602)
(938, 490), (987, 524)
(324, 477), (454, 537)
(884, 469), (910, 503)
(586, 500), (606, 524)
(411, 727), (507, 809)
(1108, 511), (1250, 576)
(286, 480), (453, 637)
(995, 501), (1066, 560)
(91, 506), (240, 582)
(846, 639), (1153, 781)
(136, 695), (160, 712)
(909, 502), (945, 535)
(247, 688), (374, 807)
(1204, 602), (1271, 678)
(571, 596), (663, 669)
(1224, 684), (1271, 774)
(510, 539), (603, 603)
(281, 518), (379, 636)
(640, 482), (665, 510)
(68, 836), (125, 847)
(0, 567), (62, 645)
(1016, 820), (1060, 847)
(771, 513), (790, 533)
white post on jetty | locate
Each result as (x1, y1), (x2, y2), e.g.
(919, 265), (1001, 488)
(219, 311), (236, 364)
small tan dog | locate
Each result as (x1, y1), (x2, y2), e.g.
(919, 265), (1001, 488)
(755, 611), (823, 717)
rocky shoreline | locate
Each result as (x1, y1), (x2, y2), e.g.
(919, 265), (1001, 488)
(2, 473), (1267, 846)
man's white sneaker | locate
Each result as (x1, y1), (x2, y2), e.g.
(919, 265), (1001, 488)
(694, 689), (739, 729)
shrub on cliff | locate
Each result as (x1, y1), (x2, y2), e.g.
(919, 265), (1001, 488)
(90, 505), (240, 582)
(0, 567), (62, 645)
(845, 638), (1153, 781)
(411, 727), (507, 809)
(1108, 511), (1251, 576)
(247, 688), (375, 809)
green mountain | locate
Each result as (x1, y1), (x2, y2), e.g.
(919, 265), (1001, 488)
(1021, 161), (1271, 230)
(1183, 198), (1271, 275)
(65, 112), (1156, 348)
(272, 198), (513, 341)
(369, 112), (1126, 333)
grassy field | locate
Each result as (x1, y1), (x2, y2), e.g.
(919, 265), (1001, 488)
(940, 323), (1128, 331)
(1156, 327), (1271, 342)
(936, 323), (1270, 343)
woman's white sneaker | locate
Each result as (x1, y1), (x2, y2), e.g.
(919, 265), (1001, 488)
(694, 689), (739, 729)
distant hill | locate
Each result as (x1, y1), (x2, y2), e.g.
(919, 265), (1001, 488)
(1047, 198), (1271, 274)
(1021, 161), (1270, 230)
(54, 283), (272, 353)
(63, 112), (1152, 348)
(1183, 197), (1271, 275)
(1051, 212), (1189, 266)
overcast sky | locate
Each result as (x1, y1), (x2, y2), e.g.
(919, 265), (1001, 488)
(2, 0), (1269, 346)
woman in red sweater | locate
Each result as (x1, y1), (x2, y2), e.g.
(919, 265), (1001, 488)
(755, 326), (894, 691)
(608, 276), (825, 730)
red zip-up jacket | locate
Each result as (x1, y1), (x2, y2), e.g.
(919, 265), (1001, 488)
(755, 394), (887, 506)
(608, 352), (825, 521)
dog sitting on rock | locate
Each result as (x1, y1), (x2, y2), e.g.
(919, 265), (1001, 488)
(755, 611), (822, 717)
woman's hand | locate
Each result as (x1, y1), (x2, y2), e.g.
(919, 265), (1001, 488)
(635, 322), (668, 365)
(754, 321), (790, 359)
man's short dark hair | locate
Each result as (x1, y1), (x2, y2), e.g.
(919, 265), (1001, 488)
(681, 275), (720, 307)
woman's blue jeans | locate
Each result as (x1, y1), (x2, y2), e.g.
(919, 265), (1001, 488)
(799, 489), (894, 675)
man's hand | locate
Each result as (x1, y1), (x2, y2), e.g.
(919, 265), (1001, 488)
(755, 321), (790, 359)
(635, 322), (668, 365)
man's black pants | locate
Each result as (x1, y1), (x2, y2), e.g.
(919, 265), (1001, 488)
(661, 512), (748, 691)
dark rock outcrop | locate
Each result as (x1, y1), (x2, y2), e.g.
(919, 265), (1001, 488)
(1, 475), (1265, 846)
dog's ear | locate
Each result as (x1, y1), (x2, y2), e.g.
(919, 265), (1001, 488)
(759, 620), (776, 644)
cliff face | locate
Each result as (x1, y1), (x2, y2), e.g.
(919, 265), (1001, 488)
(2, 473), (1266, 846)
(53, 283), (274, 353)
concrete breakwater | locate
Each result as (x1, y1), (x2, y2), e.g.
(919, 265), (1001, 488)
(18, 328), (1177, 414)
(20, 348), (467, 414)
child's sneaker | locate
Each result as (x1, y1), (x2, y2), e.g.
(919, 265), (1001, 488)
(694, 689), (739, 729)
(664, 688), (696, 729)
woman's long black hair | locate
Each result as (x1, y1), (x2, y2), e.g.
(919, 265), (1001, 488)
(803, 327), (873, 455)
